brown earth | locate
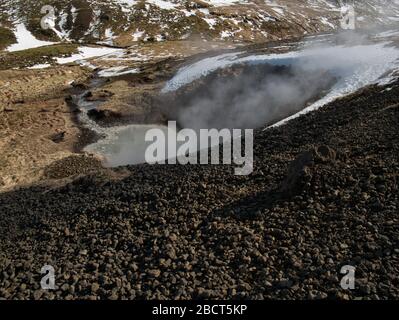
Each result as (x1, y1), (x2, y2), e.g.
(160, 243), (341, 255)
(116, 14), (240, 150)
(0, 39), (239, 191)
(0, 39), (240, 191)
(0, 66), (97, 192)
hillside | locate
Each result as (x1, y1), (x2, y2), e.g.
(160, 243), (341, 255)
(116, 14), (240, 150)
(1, 0), (399, 49)
(0, 0), (399, 302)
(1, 76), (398, 300)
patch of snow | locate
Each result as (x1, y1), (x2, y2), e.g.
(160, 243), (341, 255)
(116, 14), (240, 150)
(116, 0), (138, 6)
(163, 41), (399, 130)
(320, 17), (335, 29)
(220, 30), (233, 38)
(85, 9), (102, 38)
(147, 0), (178, 10)
(6, 23), (56, 52)
(57, 11), (71, 39)
(375, 29), (399, 38)
(98, 28), (115, 45)
(56, 46), (123, 65)
(98, 66), (139, 77)
(100, 49), (150, 61)
(271, 43), (399, 127)
(204, 17), (218, 29)
(181, 9), (195, 17)
(79, 60), (98, 70)
(162, 50), (298, 92)
(28, 63), (51, 69)
(132, 29), (145, 41)
(155, 34), (165, 42)
(271, 7), (285, 16)
(203, 0), (246, 7)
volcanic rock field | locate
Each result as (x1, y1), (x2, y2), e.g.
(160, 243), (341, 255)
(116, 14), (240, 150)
(0, 78), (398, 300)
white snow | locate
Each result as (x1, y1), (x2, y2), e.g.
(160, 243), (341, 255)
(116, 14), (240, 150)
(28, 63), (51, 69)
(375, 29), (399, 38)
(320, 17), (335, 29)
(56, 46), (123, 65)
(98, 66), (139, 77)
(204, 17), (218, 29)
(98, 28), (115, 45)
(271, 7), (285, 16)
(6, 23), (56, 52)
(147, 0), (178, 10)
(163, 40), (399, 130)
(162, 50), (298, 92)
(132, 29), (145, 41)
(116, 0), (138, 6)
(220, 30), (233, 38)
(271, 43), (399, 127)
(203, 0), (246, 7)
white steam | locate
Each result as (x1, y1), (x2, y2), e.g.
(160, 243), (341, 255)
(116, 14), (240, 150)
(162, 30), (399, 130)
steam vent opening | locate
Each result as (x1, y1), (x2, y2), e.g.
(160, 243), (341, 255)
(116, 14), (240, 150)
(160, 62), (338, 131)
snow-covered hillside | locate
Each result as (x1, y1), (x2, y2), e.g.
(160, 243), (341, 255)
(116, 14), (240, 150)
(1, 0), (399, 51)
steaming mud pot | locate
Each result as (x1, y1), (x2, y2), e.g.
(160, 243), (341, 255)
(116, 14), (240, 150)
(82, 31), (399, 167)
(85, 125), (168, 167)
(71, 83), (206, 167)
(84, 124), (198, 167)
(162, 39), (399, 128)
(161, 63), (337, 130)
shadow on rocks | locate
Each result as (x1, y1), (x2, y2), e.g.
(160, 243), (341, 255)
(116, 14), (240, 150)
(214, 145), (341, 220)
(280, 145), (338, 197)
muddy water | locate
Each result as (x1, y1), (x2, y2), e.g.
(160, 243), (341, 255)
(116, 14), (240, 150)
(71, 81), (200, 167)
(69, 78), (171, 166)
(82, 123), (232, 167)
(84, 125), (170, 167)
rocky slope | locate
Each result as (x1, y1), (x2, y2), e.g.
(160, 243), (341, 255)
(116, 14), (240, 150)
(0, 78), (398, 300)
(0, 0), (398, 302)
(1, 0), (399, 49)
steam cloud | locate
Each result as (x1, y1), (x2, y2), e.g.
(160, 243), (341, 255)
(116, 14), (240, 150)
(160, 29), (399, 131)
(164, 63), (336, 130)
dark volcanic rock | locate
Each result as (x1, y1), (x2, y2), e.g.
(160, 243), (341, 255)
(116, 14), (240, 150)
(87, 108), (122, 121)
(84, 90), (114, 102)
(280, 149), (315, 196)
(281, 145), (337, 196)
(43, 155), (103, 180)
(49, 131), (66, 143)
(0, 80), (398, 300)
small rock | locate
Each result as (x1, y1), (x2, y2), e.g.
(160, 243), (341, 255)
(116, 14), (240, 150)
(91, 283), (100, 293)
(147, 269), (161, 278)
